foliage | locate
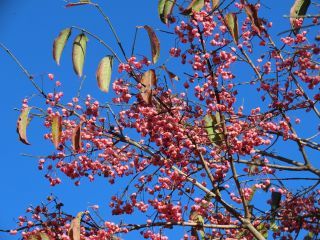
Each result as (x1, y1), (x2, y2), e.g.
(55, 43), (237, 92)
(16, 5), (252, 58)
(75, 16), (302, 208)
(1, 0), (320, 239)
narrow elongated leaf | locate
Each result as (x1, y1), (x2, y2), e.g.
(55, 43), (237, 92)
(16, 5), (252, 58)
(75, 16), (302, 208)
(53, 28), (72, 65)
(144, 25), (160, 64)
(244, 4), (263, 35)
(303, 232), (314, 240)
(204, 113), (217, 144)
(256, 223), (269, 239)
(270, 191), (282, 222)
(199, 229), (205, 240)
(270, 221), (279, 232)
(225, 13), (239, 44)
(211, 0), (219, 10)
(161, 65), (179, 81)
(27, 235), (37, 240)
(190, 211), (205, 240)
(72, 33), (88, 77)
(191, 227), (200, 240)
(271, 192), (281, 211)
(96, 56), (113, 92)
(158, 0), (166, 15)
(68, 212), (84, 240)
(182, 0), (204, 15)
(17, 107), (32, 145)
(27, 232), (50, 240)
(66, 1), (91, 7)
(52, 115), (62, 149)
(72, 124), (82, 152)
(38, 233), (50, 240)
(191, 228), (205, 240)
(140, 69), (157, 105)
(204, 112), (224, 146)
(236, 230), (246, 239)
(158, 0), (176, 24)
(290, 0), (311, 34)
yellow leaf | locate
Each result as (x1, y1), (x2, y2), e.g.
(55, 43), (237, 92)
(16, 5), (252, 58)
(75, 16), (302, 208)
(72, 33), (88, 77)
(17, 107), (32, 145)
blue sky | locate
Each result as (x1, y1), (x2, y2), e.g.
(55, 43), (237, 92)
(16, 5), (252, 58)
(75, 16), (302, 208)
(0, 1), (318, 239)
(0, 1), (163, 238)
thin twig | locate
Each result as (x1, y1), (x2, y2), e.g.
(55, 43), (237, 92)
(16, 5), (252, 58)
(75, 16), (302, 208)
(71, 26), (122, 63)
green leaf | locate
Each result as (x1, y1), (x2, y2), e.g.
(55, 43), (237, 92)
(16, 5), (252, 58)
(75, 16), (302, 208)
(270, 221), (279, 232)
(290, 0), (311, 34)
(140, 69), (157, 105)
(27, 233), (50, 240)
(158, 0), (176, 24)
(158, 0), (166, 21)
(96, 56), (113, 93)
(27, 235), (37, 240)
(199, 229), (205, 240)
(256, 222), (268, 239)
(17, 107), (32, 145)
(38, 233), (50, 240)
(211, 0), (219, 10)
(182, 0), (205, 15)
(190, 211), (205, 240)
(72, 33), (88, 77)
(304, 232), (315, 240)
(53, 28), (72, 65)
(236, 230), (246, 239)
(68, 212), (84, 240)
(52, 115), (62, 149)
(144, 25), (160, 64)
(191, 227), (200, 240)
(225, 13), (239, 45)
(204, 112), (224, 146)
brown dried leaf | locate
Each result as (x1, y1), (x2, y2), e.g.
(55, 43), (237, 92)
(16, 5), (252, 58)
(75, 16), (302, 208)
(140, 69), (157, 105)
(66, 1), (91, 7)
(161, 65), (179, 81)
(244, 4), (263, 36)
(68, 212), (84, 240)
(52, 115), (62, 149)
(72, 124), (82, 152)
(144, 25), (160, 64)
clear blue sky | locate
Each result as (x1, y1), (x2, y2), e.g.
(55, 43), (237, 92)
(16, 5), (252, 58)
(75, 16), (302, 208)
(0, 1), (317, 239)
